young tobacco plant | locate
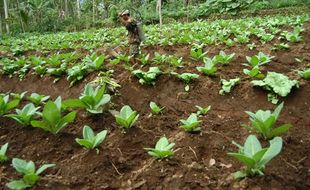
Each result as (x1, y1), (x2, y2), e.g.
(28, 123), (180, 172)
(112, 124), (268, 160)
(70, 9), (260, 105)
(297, 68), (310, 79)
(246, 52), (274, 67)
(10, 91), (27, 101)
(228, 135), (283, 179)
(219, 78), (240, 95)
(243, 66), (265, 79)
(144, 137), (175, 159)
(196, 58), (217, 76)
(0, 95), (20, 116)
(190, 44), (207, 60)
(132, 67), (162, 85)
(173, 72), (199, 84)
(213, 50), (235, 65)
(31, 97), (76, 134)
(83, 53), (106, 71)
(251, 72), (299, 104)
(180, 113), (202, 133)
(5, 103), (41, 126)
(63, 84), (111, 114)
(0, 143), (9, 163)
(150, 101), (164, 114)
(27, 93), (50, 106)
(76, 125), (107, 150)
(196, 105), (211, 116)
(115, 105), (139, 129)
(243, 102), (292, 139)
(6, 158), (55, 190)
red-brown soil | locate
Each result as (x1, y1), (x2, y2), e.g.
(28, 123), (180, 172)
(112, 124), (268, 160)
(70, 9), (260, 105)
(0, 25), (309, 190)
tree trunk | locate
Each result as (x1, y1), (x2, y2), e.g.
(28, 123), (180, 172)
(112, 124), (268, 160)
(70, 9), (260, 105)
(77, 0), (81, 19)
(0, 14), (3, 35)
(3, 0), (10, 33)
(156, 0), (162, 27)
(65, 0), (69, 18)
(92, 0), (96, 23)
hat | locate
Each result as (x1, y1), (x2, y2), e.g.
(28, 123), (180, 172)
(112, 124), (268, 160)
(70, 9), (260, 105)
(121, 10), (130, 16)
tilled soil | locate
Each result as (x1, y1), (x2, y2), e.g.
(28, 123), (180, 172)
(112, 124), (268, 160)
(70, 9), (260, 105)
(0, 25), (309, 190)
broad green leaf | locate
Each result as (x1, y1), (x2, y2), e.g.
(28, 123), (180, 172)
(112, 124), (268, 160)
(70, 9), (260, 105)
(6, 180), (31, 190)
(259, 137), (283, 166)
(35, 164), (55, 175)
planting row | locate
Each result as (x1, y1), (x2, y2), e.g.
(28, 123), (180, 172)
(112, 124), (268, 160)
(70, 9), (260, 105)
(1, 83), (292, 189)
(0, 15), (308, 54)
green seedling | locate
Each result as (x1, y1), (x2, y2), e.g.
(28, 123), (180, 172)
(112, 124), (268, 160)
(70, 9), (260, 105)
(144, 137), (175, 159)
(297, 68), (310, 79)
(228, 135), (283, 179)
(246, 52), (274, 67)
(190, 44), (207, 60)
(150, 101), (164, 114)
(251, 72), (299, 104)
(180, 113), (202, 132)
(63, 84), (111, 114)
(76, 125), (107, 150)
(6, 158), (55, 190)
(0, 95), (20, 116)
(219, 78), (240, 95)
(115, 105), (139, 129)
(243, 66), (265, 79)
(132, 67), (162, 85)
(196, 105), (211, 116)
(243, 102), (292, 139)
(27, 93), (50, 106)
(5, 103), (41, 126)
(0, 143), (9, 163)
(196, 58), (217, 76)
(31, 97), (76, 134)
(213, 50), (235, 65)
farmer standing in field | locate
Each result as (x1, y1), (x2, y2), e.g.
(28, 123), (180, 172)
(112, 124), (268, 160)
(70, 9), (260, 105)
(119, 10), (143, 64)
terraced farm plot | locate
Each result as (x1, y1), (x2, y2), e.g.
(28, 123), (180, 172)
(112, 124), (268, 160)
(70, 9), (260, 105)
(0, 15), (310, 189)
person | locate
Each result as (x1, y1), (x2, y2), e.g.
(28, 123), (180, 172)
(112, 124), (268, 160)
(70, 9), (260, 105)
(119, 10), (141, 64)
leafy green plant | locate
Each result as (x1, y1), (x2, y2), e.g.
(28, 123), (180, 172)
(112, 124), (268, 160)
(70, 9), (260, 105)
(251, 72), (299, 104)
(0, 143), (9, 163)
(243, 102), (292, 139)
(196, 105), (211, 116)
(137, 53), (150, 65)
(132, 67), (162, 85)
(190, 44), (207, 60)
(180, 113), (201, 132)
(228, 135), (283, 179)
(168, 55), (183, 68)
(66, 64), (88, 86)
(83, 53), (106, 71)
(272, 43), (290, 51)
(282, 31), (302, 42)
(219, 78), (240, 95)
(10, 91), (27, 101)
(150, 101), (164, 114)
(153, 52), (169, 64)
(171, 72), (199, 84)
(5, 103), (41, 126)
(144, 137), (175, 159)
(246, 52), (274, 67)
(27, 93), (50, 106)
(63, 84), (111, 114)
(0, 95), (20, 116)
(243, 66), (265, 79)
(31, 97), (76, 134)
(6, 158), (55, 190)
(213, 51), (235, 65)
(115, 105), (139, 129)
(76, 125), (107, 150)
(297, 68), (310, 79)
(196, 58), (217, 76)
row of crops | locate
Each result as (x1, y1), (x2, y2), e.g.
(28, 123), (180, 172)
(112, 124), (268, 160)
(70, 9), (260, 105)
(0, 14), (309, 189)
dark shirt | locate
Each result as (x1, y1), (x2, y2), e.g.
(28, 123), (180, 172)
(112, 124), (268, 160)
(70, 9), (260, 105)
(124, 19), (140, 44)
